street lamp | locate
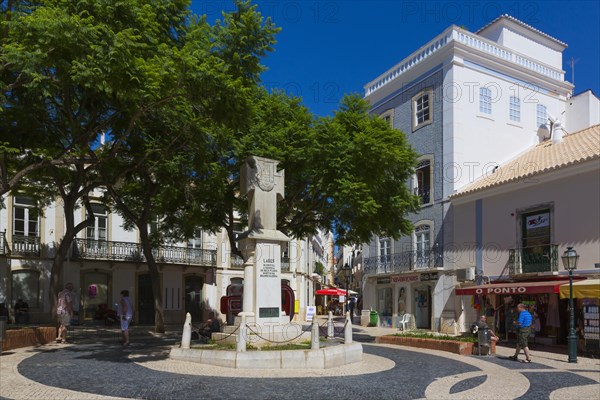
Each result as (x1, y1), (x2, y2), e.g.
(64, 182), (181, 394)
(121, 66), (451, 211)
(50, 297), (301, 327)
(561, 246), (579, 363)
(342, 263), (352, 313)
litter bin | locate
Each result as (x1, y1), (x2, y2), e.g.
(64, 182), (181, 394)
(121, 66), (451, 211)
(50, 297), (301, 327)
(369, 310), (379, 326)
(477, 329), (491, 356)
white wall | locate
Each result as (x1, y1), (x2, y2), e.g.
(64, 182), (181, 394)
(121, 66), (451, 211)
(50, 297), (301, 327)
(452, 165), (600, 277)
(565, 91), (600, 133)
(450, 63), (566, 193)
(478, 22), (564, 69)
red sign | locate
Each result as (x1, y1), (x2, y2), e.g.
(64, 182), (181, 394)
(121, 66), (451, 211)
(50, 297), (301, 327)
(391, 275), (419, 283)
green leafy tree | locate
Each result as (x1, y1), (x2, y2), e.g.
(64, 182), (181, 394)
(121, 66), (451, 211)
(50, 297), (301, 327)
(211, 91), (419, 254)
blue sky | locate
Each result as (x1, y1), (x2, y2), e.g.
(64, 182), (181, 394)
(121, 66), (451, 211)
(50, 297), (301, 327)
(193, 0), (600, 117)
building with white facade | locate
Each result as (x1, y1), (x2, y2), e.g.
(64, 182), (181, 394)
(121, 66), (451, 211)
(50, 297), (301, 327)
(0, 194), (330, 326)
(360, 15), (591, 332)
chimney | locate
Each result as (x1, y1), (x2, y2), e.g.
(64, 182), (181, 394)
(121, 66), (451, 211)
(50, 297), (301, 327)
(552, 121), (564, 144)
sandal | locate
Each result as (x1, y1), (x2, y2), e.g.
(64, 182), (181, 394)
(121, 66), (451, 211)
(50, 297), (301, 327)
(522, 358), (532, 363)
(509, 355), (518, 361)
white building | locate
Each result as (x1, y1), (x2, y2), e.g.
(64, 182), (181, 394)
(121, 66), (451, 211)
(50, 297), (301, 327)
(360, 15), (592, 331)
(0, 193), (329, 325)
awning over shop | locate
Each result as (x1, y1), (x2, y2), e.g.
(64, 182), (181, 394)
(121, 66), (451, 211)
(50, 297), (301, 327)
(315, 288), (358, 296)
(455, 280), (574, 296)
(559, 279), (600, 299)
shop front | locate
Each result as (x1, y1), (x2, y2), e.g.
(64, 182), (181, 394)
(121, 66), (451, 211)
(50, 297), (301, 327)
(559, 279), (600, 355)
(370, 273), (438, 329)
(455, 279), (582, 345)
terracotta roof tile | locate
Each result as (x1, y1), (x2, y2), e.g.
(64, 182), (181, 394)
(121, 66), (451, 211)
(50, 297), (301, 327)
(451, 124), (600, 197)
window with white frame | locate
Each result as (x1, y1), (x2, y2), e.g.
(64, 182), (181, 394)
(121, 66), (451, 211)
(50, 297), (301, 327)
(187, 228), (203, 249)
(86, 203), (108, 241)
(379, 238), (391, 264)
(414, 159), (432, 205)
(536, 104), (547, 127)
(380, 109), (394, 128)
(479, 87), (492, 114)
(13, 196), (38, 237)
(412, 88), (433, 131)
(414, 225), (431, 268)
(509, 96), (520, 122)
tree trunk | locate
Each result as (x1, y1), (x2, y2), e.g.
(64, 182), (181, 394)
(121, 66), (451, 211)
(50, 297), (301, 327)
(138, 224), (165, 333)
(48, 195), (95, 321)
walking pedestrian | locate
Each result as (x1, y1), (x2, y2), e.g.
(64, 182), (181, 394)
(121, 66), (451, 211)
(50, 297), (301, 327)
(118, 290), (134, 346)
(56, 283), (73, 343)
(510, 303), (532, 363)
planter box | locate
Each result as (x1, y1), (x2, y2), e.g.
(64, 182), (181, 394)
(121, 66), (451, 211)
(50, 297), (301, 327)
(376, 335), (476, 356)
(2, 327), (57, 351)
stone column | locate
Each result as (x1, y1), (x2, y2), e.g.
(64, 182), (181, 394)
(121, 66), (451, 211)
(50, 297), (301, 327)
(240, 241), (255, 315)
(181, 313), (192, 349)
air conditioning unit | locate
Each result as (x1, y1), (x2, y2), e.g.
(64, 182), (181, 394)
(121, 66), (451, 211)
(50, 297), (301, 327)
(456, 267), (475, 282)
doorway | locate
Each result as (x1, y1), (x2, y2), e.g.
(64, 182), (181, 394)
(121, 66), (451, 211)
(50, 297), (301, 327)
(81, 271), (110, 322)
(184, 276), (203, 323)
(414, 286), (432, 329)
(137, 274), (155, 324)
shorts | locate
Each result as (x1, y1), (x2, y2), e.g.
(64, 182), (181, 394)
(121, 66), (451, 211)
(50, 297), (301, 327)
(120, 317), (132, 331)
(58, 314), (71, 326)
(518, 326), (531, 347)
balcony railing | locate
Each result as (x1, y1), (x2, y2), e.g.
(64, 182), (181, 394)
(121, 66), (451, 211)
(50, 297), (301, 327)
(414, 188), (431, 205)
(509, 244), (558, 275)
(11, 235), (41, 257)
(363, 249), (443, 275)
(72, 238), (216, 266)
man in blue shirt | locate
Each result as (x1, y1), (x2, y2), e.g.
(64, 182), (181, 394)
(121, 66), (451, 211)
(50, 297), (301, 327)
(510, 303), (533, 362)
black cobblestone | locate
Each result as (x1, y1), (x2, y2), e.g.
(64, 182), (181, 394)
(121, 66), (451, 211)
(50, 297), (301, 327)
(14, 338), (599, 400)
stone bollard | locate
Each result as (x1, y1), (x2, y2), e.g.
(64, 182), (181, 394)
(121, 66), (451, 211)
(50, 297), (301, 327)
(344, 311), (353, 344)
(181, 312), (192, 349)
(237, 313), (247, 353)
(311, 318), (320, 350)
(327, 311), (334, 338)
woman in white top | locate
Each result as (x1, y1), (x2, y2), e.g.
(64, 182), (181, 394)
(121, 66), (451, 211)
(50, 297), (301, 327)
(118, 290), (134, 346)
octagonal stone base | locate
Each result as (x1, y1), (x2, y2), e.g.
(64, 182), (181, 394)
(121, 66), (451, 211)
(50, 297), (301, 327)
(170, 342), (363, 369)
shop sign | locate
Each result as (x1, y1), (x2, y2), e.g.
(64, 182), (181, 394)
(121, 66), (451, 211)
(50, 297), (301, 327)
(420, 273), (438, 281)
(306, 306), (316, 322)
(391, 275), (419, 283)
(377, 277), (391, 284)
(526, 213), (549, 229)
(475, 286), (527, 295)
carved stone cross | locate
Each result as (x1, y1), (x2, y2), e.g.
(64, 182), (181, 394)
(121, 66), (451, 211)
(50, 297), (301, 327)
(240, 156), (285, 232)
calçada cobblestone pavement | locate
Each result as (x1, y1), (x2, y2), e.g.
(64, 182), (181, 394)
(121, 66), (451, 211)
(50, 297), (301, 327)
(1, 324), (599, 400)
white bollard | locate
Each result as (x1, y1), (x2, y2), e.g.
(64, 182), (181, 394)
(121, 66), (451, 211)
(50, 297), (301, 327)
(344, 311), (353, 344)
(311, 318), (320, 350)
(327, 311), (334, 338)
(181, 312), (192, 349)
(237, 313), (247, 352)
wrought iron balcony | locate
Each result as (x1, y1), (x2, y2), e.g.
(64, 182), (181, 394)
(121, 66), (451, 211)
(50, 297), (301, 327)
(414, 187), (431, 205)
(11, 235), (41, 257)
(71, 238), (216, 266)
(363, 249), (443, 276)
(509, 244), (558, 275)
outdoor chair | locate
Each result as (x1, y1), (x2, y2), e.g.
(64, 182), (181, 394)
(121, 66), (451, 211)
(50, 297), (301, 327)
(397, 313), (412, 331)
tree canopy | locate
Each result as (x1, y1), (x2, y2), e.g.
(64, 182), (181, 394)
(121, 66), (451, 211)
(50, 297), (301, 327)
(1, 0), (419, 330)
